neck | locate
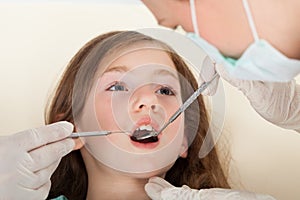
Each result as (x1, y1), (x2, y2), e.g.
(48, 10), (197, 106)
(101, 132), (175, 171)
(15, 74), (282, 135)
(81, 148), (151, 200)
(86, 171), (150, 200)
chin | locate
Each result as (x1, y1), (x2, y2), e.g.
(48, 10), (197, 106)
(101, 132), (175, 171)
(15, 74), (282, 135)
(120, 163), (173, 179)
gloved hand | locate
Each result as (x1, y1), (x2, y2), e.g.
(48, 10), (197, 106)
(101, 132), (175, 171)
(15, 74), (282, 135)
(216, 64), (300, 133)
(0, 121), (75, 200)
(145, 177), (276, 200)
(198, 56), (220, 96)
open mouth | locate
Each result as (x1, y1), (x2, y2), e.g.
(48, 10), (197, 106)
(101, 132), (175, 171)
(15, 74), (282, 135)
(130, 125), (159, 143)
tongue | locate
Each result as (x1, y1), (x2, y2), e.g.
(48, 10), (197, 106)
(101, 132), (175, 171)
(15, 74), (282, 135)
(130, 129), (158, 143)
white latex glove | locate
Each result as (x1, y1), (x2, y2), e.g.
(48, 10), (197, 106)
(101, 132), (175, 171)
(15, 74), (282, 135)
(198, 56), (220, 96)
(145, 177), (276, 200)
(216, 64), (300, 133)
(0, 121), (75, 200)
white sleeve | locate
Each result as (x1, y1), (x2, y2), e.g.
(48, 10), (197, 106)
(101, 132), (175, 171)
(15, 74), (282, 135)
(199, 188), (277, 200)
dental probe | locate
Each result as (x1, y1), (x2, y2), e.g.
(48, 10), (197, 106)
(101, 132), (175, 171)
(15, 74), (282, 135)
(134, 73), (219, 141)
(68, 130), (130, 138)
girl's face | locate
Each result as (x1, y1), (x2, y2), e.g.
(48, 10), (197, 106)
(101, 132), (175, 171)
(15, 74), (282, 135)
(80, 46), (189, 175)
(95, 48), (183, 152)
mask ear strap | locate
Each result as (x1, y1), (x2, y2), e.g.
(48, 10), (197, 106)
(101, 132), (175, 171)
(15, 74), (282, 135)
(242, 0), (259, 41)
(189, 0), (200, 36)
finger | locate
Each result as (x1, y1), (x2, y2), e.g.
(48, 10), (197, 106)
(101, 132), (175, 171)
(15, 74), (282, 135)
(202, 75), (220, 96)
(11, 181), (51, 200)
(15, 121), (74, 151)
(199, 56), (219, 96)
(200, 56), (216, 82)
(31, 180), (52, 200)
(148, 177), (174, 188)
(145, 177), (173, 199)
(27, 138), (74, 172)
(145, 182), (163, 200)
(19, 160), (59, 189)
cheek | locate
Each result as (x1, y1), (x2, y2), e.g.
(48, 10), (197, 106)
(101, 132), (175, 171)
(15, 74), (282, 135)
(162, 96), (182, 121)
(163, 115), (183, 141)
(159, 98), (184, 143)
(94, 94), (115, 130)
(161, 94), (184, 141)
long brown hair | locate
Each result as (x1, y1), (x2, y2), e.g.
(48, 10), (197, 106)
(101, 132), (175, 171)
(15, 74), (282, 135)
(45, 31), (229, 199)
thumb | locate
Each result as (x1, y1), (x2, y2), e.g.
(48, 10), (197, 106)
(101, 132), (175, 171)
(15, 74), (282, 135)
(145, 177), (174, 200)
(145, 182), (163, 200)
(198, 56), (219, 96)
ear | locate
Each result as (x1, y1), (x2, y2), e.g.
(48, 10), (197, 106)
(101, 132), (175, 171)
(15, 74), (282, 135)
(54, 113), (84, 150)
(73, 138), (84, 150)
(54, 113), (65, 121)
(71, 125), (85, 150)
(179, 135), (188, 158)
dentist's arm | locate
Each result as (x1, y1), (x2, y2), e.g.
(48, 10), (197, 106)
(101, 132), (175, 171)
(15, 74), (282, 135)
(145, 177), (276, 200)
(0, 121), (75, 200)
(216, 64), (300, 133)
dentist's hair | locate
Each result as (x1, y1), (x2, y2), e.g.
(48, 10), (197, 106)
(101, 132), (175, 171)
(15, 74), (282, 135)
(45, 31), (230, 200)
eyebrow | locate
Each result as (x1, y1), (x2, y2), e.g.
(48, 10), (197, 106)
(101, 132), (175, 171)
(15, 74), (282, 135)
(153, 69), (179, 80)
(104, 65), (128, 73)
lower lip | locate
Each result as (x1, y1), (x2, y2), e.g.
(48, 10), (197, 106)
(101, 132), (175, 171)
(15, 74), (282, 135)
(130, 140), (160, 149)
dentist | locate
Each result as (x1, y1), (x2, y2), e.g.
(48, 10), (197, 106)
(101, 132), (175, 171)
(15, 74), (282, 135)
(141, 0), (300, 133)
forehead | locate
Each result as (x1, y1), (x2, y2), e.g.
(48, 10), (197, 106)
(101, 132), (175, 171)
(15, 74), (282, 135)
(106, 46), (177, 72)
(113, 49), (174, 68)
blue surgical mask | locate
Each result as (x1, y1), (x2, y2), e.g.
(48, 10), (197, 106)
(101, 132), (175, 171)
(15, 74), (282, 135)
(188, 0), (300, 82)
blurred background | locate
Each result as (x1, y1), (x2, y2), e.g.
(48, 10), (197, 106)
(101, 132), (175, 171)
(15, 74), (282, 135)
(0, 1), (299, 199)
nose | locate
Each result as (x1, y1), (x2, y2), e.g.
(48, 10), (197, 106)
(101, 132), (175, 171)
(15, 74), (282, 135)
(130, 85), (158, 112)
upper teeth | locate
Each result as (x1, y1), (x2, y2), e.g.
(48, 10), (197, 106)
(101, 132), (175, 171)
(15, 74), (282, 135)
(136, 125), (154, 131)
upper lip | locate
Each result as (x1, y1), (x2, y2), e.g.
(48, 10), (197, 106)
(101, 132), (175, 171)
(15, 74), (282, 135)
(132, 116), (159, 133)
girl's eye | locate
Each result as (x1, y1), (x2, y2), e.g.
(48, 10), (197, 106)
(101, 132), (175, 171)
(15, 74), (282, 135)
(156, 86), (175, 96)
(107, 82), (128, 91)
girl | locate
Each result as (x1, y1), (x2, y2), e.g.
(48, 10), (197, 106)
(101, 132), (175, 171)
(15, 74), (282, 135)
(45, 31), (229, 200)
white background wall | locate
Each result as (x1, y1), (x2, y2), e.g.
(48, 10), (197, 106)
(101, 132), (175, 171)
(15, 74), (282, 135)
(0, 2), (299, 200)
